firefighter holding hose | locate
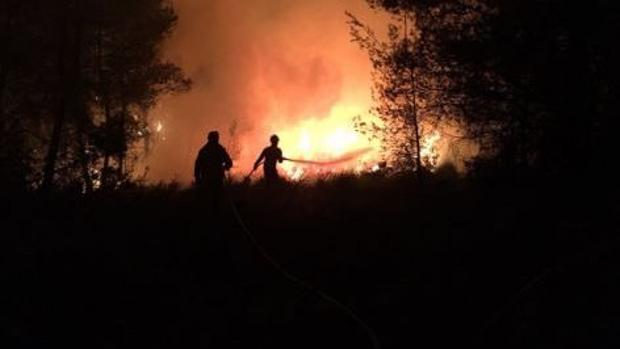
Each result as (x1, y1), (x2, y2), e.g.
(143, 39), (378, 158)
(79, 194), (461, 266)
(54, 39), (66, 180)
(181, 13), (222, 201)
(253, 134), (285, 185)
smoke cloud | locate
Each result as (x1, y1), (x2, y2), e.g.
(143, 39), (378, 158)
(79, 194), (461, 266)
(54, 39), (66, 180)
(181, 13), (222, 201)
(143, 0), (386, 183)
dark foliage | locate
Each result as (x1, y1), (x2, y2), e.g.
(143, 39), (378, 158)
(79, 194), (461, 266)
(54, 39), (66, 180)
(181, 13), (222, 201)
(0, 0), (190, 192)
(3, 175), (617, 348)
(353, 0), (619, 183)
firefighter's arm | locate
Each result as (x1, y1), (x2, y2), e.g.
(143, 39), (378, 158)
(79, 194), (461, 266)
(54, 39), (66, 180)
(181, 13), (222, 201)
(223, 150), (233, 171)
(253, 150), (265, 170)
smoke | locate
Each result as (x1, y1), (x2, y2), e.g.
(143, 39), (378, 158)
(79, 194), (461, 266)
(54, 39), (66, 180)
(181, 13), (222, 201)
(142, 0), (386, 183)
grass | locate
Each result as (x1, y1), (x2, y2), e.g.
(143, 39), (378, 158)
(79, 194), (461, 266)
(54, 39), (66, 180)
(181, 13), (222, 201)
(3, 172), (618, 348)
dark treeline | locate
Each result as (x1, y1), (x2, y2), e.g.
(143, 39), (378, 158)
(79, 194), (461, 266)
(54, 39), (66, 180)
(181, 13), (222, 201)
(0, 0), (189, 193)
(351, 0), (619, 183)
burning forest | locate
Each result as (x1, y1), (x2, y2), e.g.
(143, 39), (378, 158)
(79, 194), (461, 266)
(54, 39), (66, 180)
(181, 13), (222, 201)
(3, 1), (617, 349)
(139, 0), (475, 184)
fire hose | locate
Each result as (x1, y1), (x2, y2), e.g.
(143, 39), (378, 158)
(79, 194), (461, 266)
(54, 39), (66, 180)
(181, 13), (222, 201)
(244, 149), (373, 181)
(225, 170), (381, 349)
(244, 148), (373, 179)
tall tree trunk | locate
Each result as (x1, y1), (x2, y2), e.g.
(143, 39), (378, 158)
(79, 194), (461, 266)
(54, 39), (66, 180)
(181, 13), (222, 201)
(96, 12), (113, 189)
(0, 0), (13, 121)
(117, 97), (127, 180)
(0, 63), (7, 121)
(41, 92), (67, 192)
(96, 3), (108, 188)
(411, 75), (422, 173)
(101, 99), (113, 187)
(404, 12), (423, 174)
(71, 18), (93, 193)
(77, 134), (93, 192)
(41, 16), (69, 192)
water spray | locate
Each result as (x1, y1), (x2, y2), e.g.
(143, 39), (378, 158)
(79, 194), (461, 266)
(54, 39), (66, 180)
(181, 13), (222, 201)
(284, 147), (373, 166)
(242, 147), (374, 182)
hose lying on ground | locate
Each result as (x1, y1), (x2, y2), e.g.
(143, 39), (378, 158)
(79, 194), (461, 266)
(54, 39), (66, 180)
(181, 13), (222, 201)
(225, 180), (381, 349)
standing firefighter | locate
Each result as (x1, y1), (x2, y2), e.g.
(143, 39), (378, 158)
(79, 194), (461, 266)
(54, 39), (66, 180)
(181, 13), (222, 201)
(253, 134), (284, 185)
(194, 131), (233, 210)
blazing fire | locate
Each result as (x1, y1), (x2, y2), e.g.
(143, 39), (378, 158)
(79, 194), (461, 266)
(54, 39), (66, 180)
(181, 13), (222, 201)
(278, 126), (375, 179)
(420, 130), (441, 170)
(138, 1), (477, 183)
(144, 102), (466, 183)
(259, 104), (379, 180)
(262, 106), (445, 180)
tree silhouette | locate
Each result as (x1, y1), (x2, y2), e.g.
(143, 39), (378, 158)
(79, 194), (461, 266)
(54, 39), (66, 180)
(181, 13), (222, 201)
(0, 0), (190, 192)
(348, 1), (485, 174)
(353, 0), (619, 181)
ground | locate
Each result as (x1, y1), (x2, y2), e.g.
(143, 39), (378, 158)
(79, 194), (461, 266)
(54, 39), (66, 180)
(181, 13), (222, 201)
(3, 173), (619, 348)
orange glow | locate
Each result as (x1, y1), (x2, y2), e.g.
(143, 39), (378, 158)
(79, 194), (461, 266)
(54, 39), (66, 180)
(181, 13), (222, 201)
(137, 0), (392, 183)
(420, 130), (441, 170)
(253, 107), (448, 180)
(252, 102), (380, 180)
(137, 0), (474, 183)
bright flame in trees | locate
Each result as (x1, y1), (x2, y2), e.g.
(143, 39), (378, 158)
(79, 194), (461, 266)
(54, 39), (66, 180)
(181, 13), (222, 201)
(265, 104), (445, 180)
(420, 130), (441, 170)
(271, 104), (380, 180)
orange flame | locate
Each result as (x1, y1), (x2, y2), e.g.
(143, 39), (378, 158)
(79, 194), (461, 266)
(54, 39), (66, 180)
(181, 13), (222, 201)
(271, 105), (380, 180)
(263, 105), (445, 180)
